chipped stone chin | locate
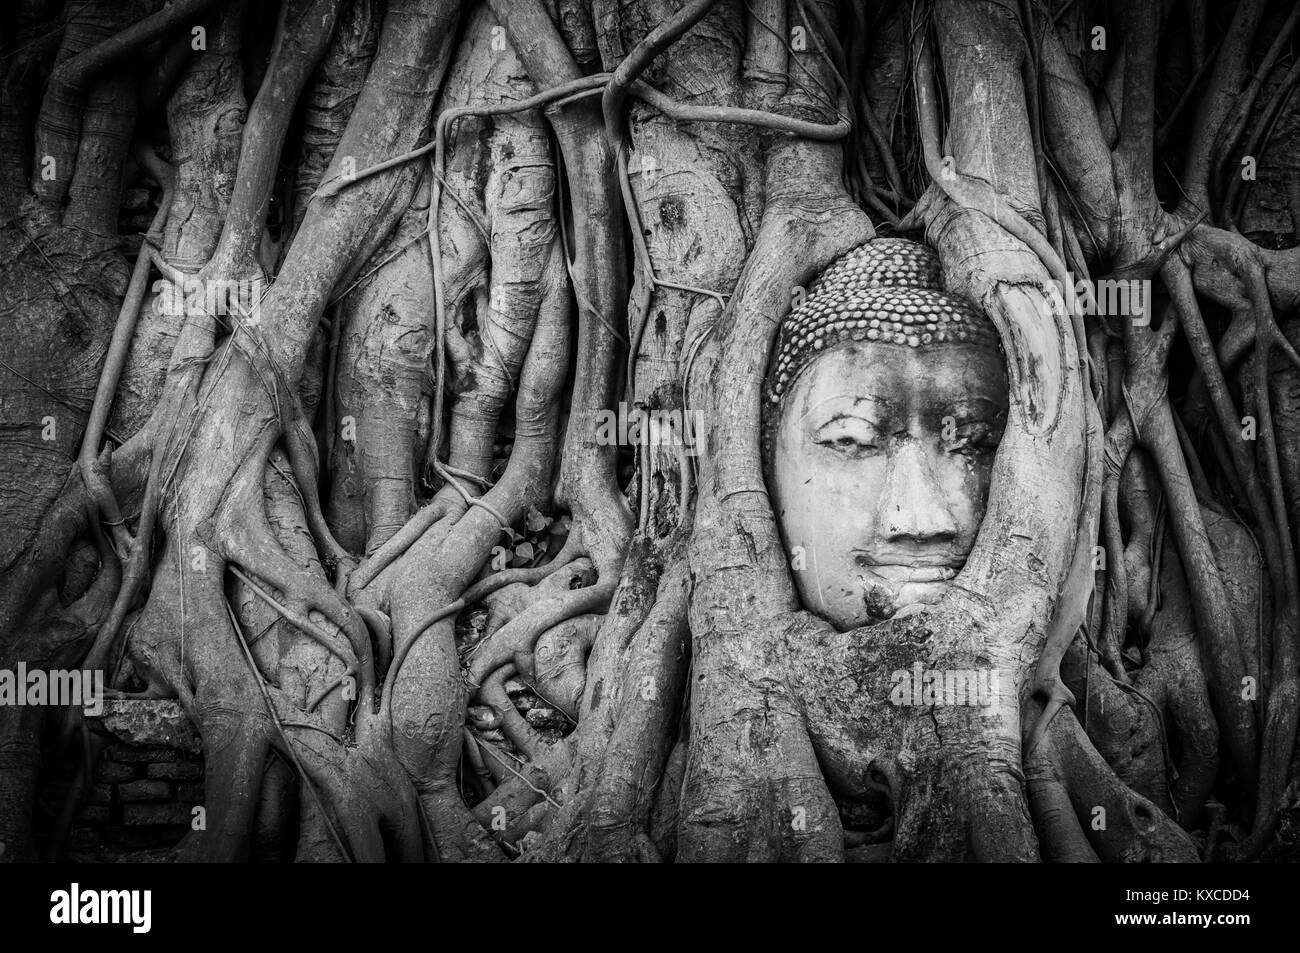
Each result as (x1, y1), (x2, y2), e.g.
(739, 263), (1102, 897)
(861, 575), (958, 625)
(863, 583), (899, 623)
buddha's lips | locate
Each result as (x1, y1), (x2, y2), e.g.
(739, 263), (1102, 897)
(857, 562), (962, 584)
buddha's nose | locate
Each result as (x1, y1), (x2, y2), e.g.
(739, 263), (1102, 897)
(876, 440), (958, 543)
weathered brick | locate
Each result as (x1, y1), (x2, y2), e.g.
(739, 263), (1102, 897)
(117, 779), (171, 802)
(71, 828), (101, 849)
(75, 806), (110, 824)
(176, 783), (205, 803)
(93, 700), (200, 752)
(525, 707), (568, 731)
(146, 761), (202, 780)
(122, 803), (192, 827)
(96, 762), (136, 784)
(85, 784), (113, 806)
(105, 744), (178, 763)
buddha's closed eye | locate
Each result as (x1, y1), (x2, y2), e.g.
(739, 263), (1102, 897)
(812, 415), (881, 454)
(942, 417), (1003, 455)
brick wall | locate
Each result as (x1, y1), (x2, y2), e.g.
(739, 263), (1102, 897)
(46, 700), (205, 862)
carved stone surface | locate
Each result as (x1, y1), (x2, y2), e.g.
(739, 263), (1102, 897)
(764, 238), (1008, 628)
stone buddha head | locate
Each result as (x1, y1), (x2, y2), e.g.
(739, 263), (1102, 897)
(763, 238), (1009, 629)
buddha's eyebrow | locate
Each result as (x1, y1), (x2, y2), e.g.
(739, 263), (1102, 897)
(802, 394), (894, 418)
(943, 396), (1007, 416)
(849, 395), (896, 411)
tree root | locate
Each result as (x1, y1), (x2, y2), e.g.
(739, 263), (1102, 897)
(1025, 698), (1200, 862)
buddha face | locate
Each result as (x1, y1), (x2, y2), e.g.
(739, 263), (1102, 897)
(771, 341), (1008, 629)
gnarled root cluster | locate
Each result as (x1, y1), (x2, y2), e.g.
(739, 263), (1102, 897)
(3, 0), (1300, 864)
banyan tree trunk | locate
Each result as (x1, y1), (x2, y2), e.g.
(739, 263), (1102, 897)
(1, 0), (1298, 864)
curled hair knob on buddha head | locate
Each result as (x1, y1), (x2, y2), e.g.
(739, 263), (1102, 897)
(763, 237), (1003, 457)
